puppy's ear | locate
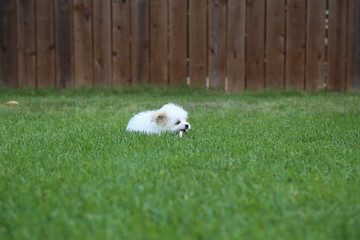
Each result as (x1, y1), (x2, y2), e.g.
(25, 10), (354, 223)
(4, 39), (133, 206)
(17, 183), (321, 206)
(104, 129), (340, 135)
(151, 112), (168, 125)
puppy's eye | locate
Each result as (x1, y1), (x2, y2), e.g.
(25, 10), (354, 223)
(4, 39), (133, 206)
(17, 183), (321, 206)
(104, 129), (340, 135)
(175, 120), (181, 125)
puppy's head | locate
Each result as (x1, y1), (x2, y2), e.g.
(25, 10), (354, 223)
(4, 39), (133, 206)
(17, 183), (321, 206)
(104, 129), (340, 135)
(151, 103), (191, 134)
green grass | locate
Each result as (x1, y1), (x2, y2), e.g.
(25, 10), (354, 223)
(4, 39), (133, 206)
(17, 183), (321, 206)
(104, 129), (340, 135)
(0, 87), (359, 240)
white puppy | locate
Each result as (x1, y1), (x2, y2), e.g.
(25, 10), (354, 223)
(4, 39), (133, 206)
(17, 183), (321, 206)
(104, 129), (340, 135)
(126, 103), (191, 135)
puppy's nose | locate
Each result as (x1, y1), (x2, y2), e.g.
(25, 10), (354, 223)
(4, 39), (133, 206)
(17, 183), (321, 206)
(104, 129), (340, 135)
(185, 124), (189, 129)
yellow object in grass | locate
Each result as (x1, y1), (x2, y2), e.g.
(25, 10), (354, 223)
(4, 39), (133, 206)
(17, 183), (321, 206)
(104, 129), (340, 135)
(6, 101), (19, 105)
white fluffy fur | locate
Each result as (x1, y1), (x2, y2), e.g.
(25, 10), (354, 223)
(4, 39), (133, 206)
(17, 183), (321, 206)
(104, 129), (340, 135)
(126, 103), (191, 135)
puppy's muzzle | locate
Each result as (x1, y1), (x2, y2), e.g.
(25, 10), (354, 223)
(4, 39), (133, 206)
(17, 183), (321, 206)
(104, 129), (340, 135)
(180, 123), (190, 135)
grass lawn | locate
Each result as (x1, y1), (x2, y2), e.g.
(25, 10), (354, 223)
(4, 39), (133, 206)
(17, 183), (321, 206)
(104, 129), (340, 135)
(0, 87), (359, 240)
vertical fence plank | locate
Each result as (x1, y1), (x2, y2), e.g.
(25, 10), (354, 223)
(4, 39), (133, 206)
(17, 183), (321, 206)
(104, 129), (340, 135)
(0, 17), (1, 85)
(306, 0), (326, 91)
(189, 0), (207, 87)
(169, 0), (187, 86)
(17, 0), (36, 88)
(346, 0), (357, 89)
(150, 0), (168, 86)
(265, 0), (285, 89)
(208, 0), (227, 90)
(36, 0), (55, 88)
(131, 0), (150, 85)
(285, 0), (306, 89)
(0, 11), (1, 85)
(93, 0), (112, 85)
(0, 25), (1, 85)
(112, 0), (131, 86)
(55, 0), (73, 88)
(208, 0), (226, 89)
(227, 0), (245, 92)
(355, 0), (360, 89)
(0, 0), (18, 87)
(73, 0), (93, 87)
(328, 0), (347, 91)
(246, 0), (265, 90)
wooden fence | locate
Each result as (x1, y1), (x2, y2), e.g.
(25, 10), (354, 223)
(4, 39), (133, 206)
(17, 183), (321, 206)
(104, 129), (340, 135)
(1, 0), (359, 91)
